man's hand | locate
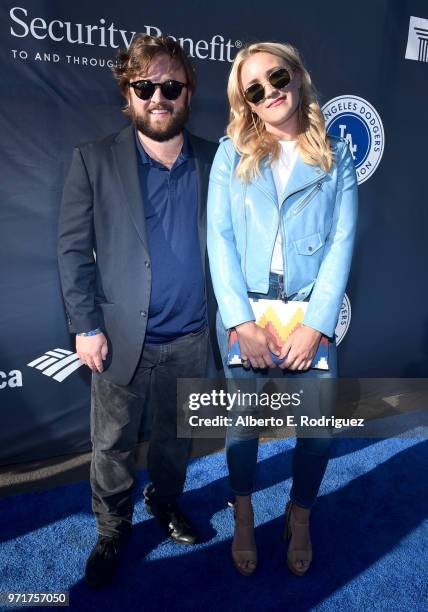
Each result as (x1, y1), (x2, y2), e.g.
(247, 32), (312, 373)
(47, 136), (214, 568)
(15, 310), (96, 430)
(278, 324), (322, 371)
(235, 321), (281, 369)
(76, 333), (108, 373)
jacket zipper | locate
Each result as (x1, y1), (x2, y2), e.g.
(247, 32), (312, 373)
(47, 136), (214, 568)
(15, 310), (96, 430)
(279, 213), (288, 300)
(293, 182), (322, 215)
(243, 183), (248, 279)
(269, 209), (280, 277)
(244, 182), (280, 293)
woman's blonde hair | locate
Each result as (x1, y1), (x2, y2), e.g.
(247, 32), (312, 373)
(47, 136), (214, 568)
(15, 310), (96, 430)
(226, 42), (333, 181)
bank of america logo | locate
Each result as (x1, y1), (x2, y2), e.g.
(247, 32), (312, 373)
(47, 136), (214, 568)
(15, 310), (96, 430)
(405, 16), (428, 62)
(27, 349), (84, 382)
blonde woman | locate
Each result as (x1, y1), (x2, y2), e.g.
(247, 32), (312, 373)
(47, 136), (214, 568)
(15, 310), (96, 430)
(207, 42), (358, 576)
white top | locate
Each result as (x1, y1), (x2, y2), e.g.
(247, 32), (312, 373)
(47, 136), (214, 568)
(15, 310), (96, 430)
(270, 140), (298, 274)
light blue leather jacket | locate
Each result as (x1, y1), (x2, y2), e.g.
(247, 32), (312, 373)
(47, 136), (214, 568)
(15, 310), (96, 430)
(207, 135), (358, 338)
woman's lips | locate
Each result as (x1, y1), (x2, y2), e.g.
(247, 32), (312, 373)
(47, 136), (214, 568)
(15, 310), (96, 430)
(268, 96), (286, 108)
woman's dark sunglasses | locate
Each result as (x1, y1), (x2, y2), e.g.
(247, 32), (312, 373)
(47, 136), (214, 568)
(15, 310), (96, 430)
(129, 79), (188, 101)
(243, 67), (293, 104)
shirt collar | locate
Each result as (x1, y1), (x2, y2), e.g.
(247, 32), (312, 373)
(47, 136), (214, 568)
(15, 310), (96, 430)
(134, 128), (191, 167)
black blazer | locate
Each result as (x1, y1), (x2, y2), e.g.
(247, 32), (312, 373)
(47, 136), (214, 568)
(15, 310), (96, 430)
(58, 124), (219, 385)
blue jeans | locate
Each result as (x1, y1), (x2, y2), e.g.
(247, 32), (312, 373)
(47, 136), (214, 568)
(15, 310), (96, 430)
(216, 274), (337, 508)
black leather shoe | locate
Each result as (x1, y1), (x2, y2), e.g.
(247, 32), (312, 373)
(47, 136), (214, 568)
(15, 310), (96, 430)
(144, 484), (197, 545)
(85, 534), (128, 589)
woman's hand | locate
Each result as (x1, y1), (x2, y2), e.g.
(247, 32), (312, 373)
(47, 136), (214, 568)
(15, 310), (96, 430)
(235, 321), (281, 369)
(278, 324), (322, 371)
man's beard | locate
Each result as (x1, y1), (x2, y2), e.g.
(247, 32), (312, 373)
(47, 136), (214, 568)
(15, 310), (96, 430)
(130, 101), (190, 142)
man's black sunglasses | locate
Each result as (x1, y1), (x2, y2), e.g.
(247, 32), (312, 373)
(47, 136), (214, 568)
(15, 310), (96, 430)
(129, 79), (188, 101)
(243, 67), (293, 105)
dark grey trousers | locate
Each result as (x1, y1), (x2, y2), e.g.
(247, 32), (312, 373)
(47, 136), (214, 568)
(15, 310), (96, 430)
(90, 327), (209, 537)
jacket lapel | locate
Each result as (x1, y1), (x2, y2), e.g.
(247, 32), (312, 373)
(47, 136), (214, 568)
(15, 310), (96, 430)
(250, 157), (277, 204)
(188, 132), (212, 267)
(283, 152), (326, 201)
(111, 127), (213, 265)
(111, 125), (149, 253)
(250, 150), (327, 207)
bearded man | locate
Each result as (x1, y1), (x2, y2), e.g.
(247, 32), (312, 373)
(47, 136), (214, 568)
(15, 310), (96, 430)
(57, 34), (217, 588)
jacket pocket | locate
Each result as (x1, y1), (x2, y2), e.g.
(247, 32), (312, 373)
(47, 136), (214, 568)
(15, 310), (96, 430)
(293, 232), (323, 256)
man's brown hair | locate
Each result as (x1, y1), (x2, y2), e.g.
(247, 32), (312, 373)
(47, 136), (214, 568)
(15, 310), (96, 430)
(113, 33), (196, 116)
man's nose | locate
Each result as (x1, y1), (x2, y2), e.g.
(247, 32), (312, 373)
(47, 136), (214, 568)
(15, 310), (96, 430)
(150, 84), (167, 103)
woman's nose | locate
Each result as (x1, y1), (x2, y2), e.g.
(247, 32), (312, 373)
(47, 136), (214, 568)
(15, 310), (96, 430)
(264, 82), (279, 98)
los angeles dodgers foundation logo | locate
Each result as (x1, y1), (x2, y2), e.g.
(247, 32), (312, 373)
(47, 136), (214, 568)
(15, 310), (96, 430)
(322, 95), (385, 185)
(335, 294), (351, 346)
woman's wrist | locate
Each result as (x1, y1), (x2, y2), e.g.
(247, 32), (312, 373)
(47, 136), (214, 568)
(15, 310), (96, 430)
(301, 323), (322, 338)
(234, 320), (256, 333)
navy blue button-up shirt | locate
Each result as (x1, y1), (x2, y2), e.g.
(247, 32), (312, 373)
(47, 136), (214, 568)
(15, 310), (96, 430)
(135, 130), (206, 344)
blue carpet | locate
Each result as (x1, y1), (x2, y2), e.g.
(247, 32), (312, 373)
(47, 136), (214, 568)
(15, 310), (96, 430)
(0, 437), (427, 611)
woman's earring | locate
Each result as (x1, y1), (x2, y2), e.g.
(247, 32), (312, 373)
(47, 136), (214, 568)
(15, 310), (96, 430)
(251, 112), (261, 137)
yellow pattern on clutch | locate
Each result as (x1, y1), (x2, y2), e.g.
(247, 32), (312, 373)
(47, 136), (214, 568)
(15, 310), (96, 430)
(257, 306), (306, 343)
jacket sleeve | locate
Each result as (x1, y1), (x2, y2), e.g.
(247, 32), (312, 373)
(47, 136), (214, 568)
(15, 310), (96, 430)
(207, 141), (255, 329)
(303, 141), (358, 337)
(57, 147), (101, 334)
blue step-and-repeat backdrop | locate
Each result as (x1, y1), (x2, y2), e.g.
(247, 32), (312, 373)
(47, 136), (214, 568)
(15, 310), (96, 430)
(0, 0), (427, 464)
